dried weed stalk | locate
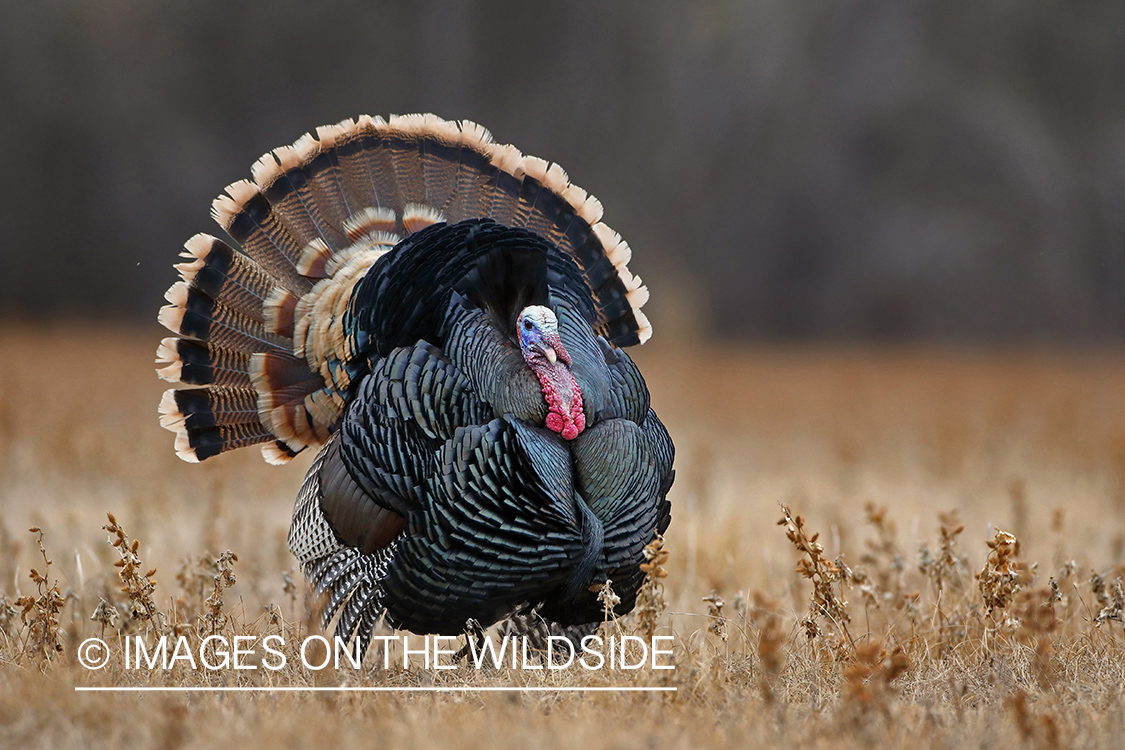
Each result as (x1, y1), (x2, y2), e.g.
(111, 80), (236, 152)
(859, 502), (905, 598)
(702, 590), (727, 641)
(203, 550), (238, 635)
(780, 504), (853, 644)
(733, 590), (747, 620)
(1092, 572), (1124, 628)
(1049, 559), (1075, 609)
(592, 578), (621, 624)
(634, 534), (669, 638)
(103, 513), (159, 625)
(919, 510), (967, 595)
(89, 597), (119, 639)
(14, 527), (65, 660)
(978, 529), (1031, 617)
(176, 552), (221, 623)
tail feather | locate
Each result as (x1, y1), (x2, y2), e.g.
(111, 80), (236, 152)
(343, 207), (397, 243)
(386, 114), (432, 207)
(211, 180), (310, 294)
(445, 144), (496, 225)
(314, 123), (358, 215)
(160, 281), (289, 355)
(328, 117), (380, 217)
(263, 288), (301, 338)
(402, 204), (446, 235)
(522, 161), (572, 243)
(293, 130), (355, 246)
(162, 387), (262, 429)
(510, 154), (549, 231)
(177, 423), (278, 463)
(251, 145), (347, 253)
(414, 115), (464, 209)
(295, 239), (333, 280)
(156, 338), (252, 388)
(175, 234), (276, 319)
(159, 387), (274, 462)
(351, 114), (404, 215)
(264, 440), (301, 465)
(484, 145), (524, 227)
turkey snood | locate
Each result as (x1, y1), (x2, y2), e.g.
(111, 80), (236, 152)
(517, 305), (586, 440)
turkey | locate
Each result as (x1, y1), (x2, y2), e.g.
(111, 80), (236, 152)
(156, 114), (674, 653)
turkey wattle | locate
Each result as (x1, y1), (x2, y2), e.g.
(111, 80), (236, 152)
(156, 114), (675, 652)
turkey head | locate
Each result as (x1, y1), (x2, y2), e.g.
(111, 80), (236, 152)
(517, 305), (585, 440)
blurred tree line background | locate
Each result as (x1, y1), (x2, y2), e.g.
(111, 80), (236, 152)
(1, 0), (1122, 342)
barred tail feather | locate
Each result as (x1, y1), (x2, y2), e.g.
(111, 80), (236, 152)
(156, 338), (252, 388)
(158, 387), (275, 462)
(210, 180), (310, 294)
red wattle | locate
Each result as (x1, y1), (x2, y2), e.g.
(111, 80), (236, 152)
(537, 368), (585, 441)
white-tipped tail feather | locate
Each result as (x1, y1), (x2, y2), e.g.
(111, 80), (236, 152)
(155, 338), (182, 382)
(402, 204), (446, 235)
(157, 305), (185, 336)
(158, 389), (185, 430)
(344, 207), (397, 242)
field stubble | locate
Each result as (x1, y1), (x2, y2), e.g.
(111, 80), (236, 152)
(1, 326), (1125, 749)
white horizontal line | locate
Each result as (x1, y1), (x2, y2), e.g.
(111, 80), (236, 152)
(75, 686), (676, 693)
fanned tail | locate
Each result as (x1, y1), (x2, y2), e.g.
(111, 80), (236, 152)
(159, 113), (652, 463)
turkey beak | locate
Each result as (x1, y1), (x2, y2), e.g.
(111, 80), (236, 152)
(540, 333), (570, 367)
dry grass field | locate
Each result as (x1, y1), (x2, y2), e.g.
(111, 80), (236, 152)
(2, 325), (1125, 749)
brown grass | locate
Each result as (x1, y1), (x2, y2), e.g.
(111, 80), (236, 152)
(2, 325), (1125, 749)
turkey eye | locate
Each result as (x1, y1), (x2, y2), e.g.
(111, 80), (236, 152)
(523, 319), (533, 331)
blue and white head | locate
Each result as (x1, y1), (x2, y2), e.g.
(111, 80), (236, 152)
(517, 305), (569, 367)
(516, 305), (584, 440)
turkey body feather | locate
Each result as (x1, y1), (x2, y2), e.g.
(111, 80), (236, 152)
(157, 114), (674, 652)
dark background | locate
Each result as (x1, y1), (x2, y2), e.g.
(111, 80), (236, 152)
(2, 1), (1123, 342)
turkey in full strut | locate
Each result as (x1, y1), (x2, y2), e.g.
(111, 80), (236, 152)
(156, 114), (674, 652)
